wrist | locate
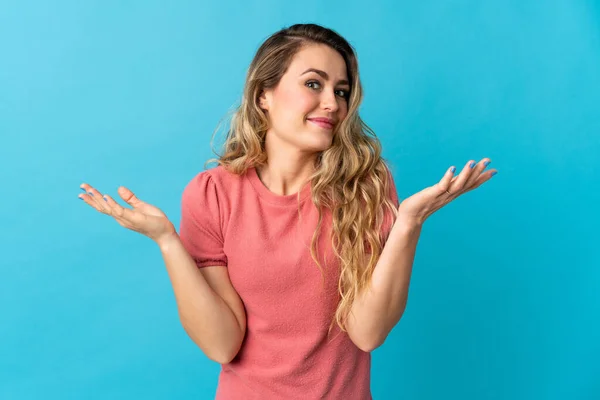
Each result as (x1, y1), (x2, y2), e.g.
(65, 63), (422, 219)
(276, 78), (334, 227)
(395, 212), (424, 231)
(156, 227), (179, 250)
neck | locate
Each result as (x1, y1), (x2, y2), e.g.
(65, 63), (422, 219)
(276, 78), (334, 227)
(256, 149), (319, 196)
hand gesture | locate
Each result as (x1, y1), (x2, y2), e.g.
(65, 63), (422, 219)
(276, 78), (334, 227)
(79, 183), (176, 244)
(397, 158), (498, 226)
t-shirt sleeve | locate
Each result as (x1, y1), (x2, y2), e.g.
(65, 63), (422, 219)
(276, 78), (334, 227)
(179, 171), (228, 268)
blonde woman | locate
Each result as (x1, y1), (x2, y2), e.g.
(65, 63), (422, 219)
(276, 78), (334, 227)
(79, 23), (497, 400)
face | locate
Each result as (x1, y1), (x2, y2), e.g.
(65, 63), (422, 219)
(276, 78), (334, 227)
(258, 44), (350, 155)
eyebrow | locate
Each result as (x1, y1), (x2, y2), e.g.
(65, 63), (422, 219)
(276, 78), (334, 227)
(300, 68), (350, 86)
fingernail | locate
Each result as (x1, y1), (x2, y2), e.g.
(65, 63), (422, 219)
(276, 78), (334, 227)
(88, 191), (93, 196)
(450, 167), (456, 173)
(103, 196), (107, 202)
(483, 161), (490, 167)
(470, 162), (476, 168)
(80, 187), (86, 192)
(491, 171), (497, 177)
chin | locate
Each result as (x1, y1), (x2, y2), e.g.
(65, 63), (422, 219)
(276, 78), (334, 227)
(303, 137), (333, 153)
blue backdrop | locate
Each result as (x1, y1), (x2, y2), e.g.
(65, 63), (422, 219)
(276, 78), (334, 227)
(1, 1), (598, 399)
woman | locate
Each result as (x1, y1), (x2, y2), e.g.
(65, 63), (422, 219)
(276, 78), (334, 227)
(78, 23), (497, 400)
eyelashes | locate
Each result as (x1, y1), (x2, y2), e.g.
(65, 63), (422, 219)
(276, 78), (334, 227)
(305, 80), (350, 99)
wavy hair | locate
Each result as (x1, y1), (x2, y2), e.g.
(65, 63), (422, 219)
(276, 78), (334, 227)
(205, 23), (399, 335)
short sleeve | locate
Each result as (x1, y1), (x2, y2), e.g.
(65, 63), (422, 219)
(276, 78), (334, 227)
(179, 171), (228, 268)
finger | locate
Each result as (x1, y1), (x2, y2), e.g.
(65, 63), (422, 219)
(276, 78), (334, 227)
(464, 168), (498, 193)
(448, 159), (477, 193)
(79, 191), (100, 211)
(102, 193), (139, 223)
(439, 166), (456, 195)
(118, 186), (144, 208)
(464, 158), (491, 188)
(79, 184), (111, 214)
(100, 194), (127, 227)
(101, 193), (126, 220)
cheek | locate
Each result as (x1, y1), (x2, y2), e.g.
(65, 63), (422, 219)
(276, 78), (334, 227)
(339, 103), (349, 119)
(277, 87), (315, 120)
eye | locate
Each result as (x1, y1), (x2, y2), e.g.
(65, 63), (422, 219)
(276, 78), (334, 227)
(306, 80), (350, 99)
(336, 89), (350, 99)
(306, 80), (322, 90)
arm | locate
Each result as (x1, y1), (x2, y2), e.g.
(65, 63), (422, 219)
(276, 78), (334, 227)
(157, 231), (246, 364)
(346, 215), (422, 352)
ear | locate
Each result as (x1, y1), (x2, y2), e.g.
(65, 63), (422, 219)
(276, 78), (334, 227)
(258, 89), (270, 112)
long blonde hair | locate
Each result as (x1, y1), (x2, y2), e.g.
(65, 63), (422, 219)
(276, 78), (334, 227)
(206, 23), (399, 334)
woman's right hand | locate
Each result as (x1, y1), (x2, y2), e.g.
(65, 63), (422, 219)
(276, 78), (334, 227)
(79, 183), (176, 244)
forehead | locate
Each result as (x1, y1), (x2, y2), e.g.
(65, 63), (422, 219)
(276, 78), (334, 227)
(286, 44), (348, 81)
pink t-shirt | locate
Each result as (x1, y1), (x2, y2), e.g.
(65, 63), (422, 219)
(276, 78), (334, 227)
(179, 165), (398, 400)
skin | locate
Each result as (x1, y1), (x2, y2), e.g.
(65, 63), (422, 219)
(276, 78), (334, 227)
(77, 185), (176, 243)
(398, 159), (498, 226)
(256, 43), (350, 196)
(76, 41), (499, 354)
(78, 43), (352, 234)
(347, 158), (498, 351)
(76, 41), (498, 257)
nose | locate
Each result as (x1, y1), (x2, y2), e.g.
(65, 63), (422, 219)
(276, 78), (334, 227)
(320, 90), (340, 113)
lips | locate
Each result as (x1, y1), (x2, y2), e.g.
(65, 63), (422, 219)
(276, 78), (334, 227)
(307, 118), (335, 129)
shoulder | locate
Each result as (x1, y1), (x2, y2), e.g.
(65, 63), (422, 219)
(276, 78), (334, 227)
(184, 165), (242, 193)
(181, 165), (249, 213)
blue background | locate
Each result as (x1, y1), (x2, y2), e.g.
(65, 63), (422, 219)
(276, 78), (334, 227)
(1, 0), (598, 399)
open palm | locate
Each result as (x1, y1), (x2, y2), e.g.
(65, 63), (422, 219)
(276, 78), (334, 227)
(397, 158), (497, 225)
(79, 183), (176, 243)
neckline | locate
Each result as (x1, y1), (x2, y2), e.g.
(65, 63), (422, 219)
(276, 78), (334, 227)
(247, 167), (312, 206)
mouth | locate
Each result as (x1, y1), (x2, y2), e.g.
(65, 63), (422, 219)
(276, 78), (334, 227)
(307, 118), (334, 130)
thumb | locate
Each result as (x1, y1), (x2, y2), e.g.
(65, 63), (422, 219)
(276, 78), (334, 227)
(118, 186), (143, 207)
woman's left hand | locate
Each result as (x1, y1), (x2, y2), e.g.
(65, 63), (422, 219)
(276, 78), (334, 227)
(397, 158), (497, 226)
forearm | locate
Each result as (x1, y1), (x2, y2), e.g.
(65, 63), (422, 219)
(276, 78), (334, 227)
(347, 216), (422, 351)
(156, 232), (243, 364)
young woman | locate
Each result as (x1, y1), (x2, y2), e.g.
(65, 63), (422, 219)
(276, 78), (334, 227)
(79, 23), (497, 400)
